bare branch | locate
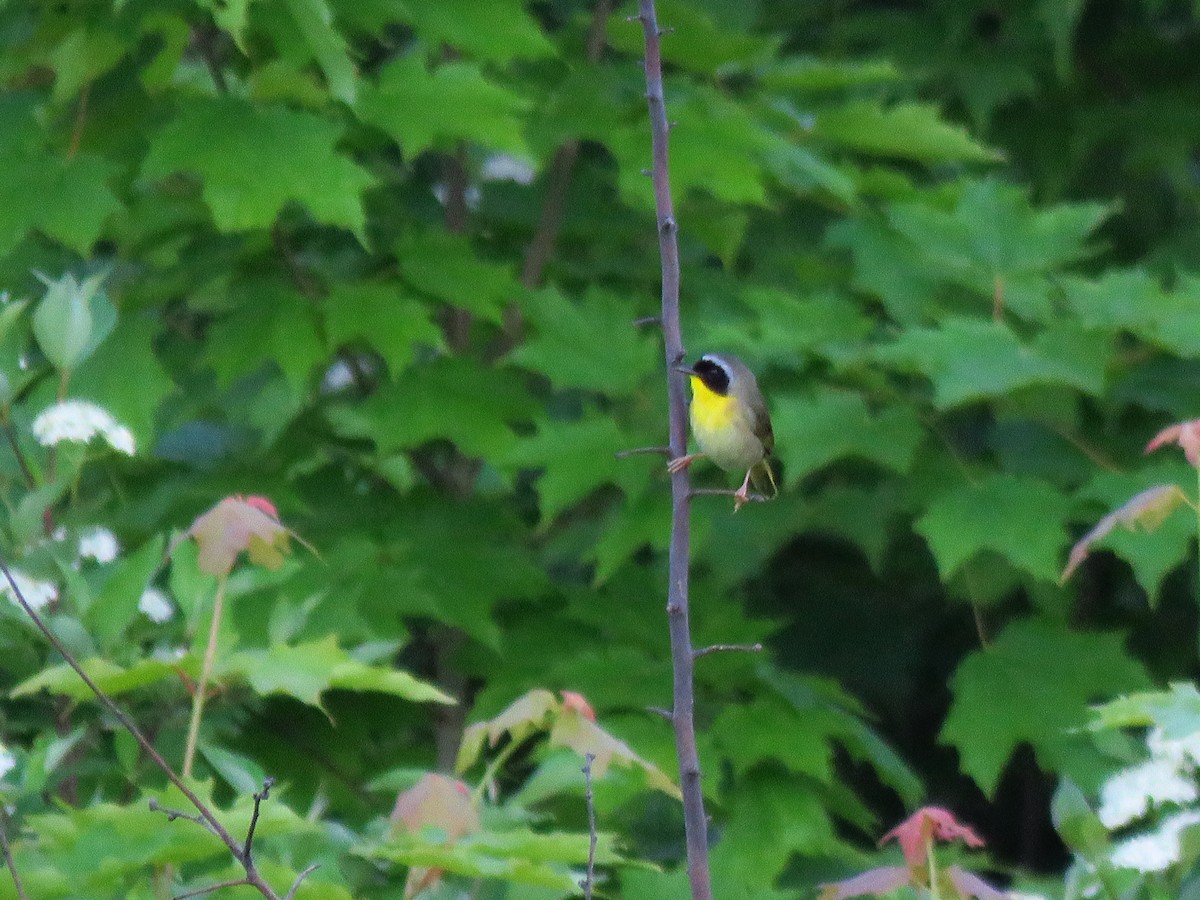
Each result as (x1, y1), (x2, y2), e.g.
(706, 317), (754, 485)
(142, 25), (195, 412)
(693, 643), (764, 659)
(637, 1), (714, 897)
(175, 878), (250, 900)
(245, 778), (276, 860)
(148, 798), (218, 835)
(0, 809), (28, 900)
(614, 446), (671, 459)
(0, 559), (285, 900)
(284, 864), (321, 900)
(646, 706), (673, 722)
(633, 315), (662, 328)
(580, 753), (598, 900)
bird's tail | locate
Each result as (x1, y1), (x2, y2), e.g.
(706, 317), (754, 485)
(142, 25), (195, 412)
(750, 459), (778, 499)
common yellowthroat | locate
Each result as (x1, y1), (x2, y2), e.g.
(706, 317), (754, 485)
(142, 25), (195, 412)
(667, 353), (777, 510)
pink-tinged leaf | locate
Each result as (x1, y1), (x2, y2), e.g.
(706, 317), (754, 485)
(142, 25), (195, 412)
(390, 773), (479, 900)
(880, 806), (985, 867)
(1061, 484), (1189, 583)
(560, 690), (596, 721)
(1146, 419), (1200, 467)
(548, 708), (681, 799)
(818, 866), (910, 900)
(179, 495), (299, 577)
(390, 772), (478, 838)
(946, 866), (1009, 900)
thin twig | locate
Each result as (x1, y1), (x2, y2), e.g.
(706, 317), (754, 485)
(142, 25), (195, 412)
(245, 778), (276, 859)
(646, 706), (673, 722)
(633, 315), (662, 328)
(580, 753), (598, 900)
(175, 878), (250, 900)
(614, 446), (671, 459)
(284, 864), (321, 900)
(0, 809), (28, 900)
(148, 798), (218, 834)
(0, 559), (284, 900)
(67, 82), (91, 159)
(693, 643), (763, 659)
(637, 3), (714, 899)
(0, 416), (36, 489)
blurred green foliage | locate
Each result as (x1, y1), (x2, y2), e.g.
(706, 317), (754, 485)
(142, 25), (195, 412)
(0, 0), (1199, 897)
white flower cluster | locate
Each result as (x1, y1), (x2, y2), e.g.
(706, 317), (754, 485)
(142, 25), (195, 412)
(0, 568), (57, 610)
(31, 400), (135, 455)
(1097, 725), (1200, 873)
(0, 743), (14, 781)
(138, 587), (174, 624)
(78, 526), (120, 564)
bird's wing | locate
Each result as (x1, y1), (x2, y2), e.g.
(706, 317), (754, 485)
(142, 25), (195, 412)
(747, 393), (774, 456)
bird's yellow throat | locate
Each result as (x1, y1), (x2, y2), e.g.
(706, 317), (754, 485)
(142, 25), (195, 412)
(689, 375), (736, 431)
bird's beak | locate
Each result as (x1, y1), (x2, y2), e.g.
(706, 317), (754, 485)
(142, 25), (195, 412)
(672, 364), (696, 377)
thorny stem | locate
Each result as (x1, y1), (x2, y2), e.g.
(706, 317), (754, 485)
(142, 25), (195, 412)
(636, 3), (713, 899)
(183, 575), (227, 779)
(0, 559), (286, 899)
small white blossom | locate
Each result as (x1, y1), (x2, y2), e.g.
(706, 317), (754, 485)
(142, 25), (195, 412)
(431, 181), (481, 211)
(320, 359), (355, 394)
(138, 587), (175, 624)
(1111, 810), (1200, 872)
(0, 569), (57, 610)
(78, 527), (119, 564)
(480, 153), (536, 185)
(1098, 759), (1197, 828)
(151, 643), (187, 662)
(31, 400), (136, 455)
(0, 745), (14, 781)
(1148, 726), (1200, 769)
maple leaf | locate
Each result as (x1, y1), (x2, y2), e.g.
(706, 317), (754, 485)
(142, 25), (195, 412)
(455, 688), (558, 773)
(1146, 419), (1200, 467)
(390, 773), (480, 900)
(880, 806), (985, 867)
(1061, 484), (1189, 583)
(178, 495), (301, 577)
(548, 700), (681, 799)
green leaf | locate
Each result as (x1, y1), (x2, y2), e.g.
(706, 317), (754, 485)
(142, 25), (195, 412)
(326, 356), (535, 459)
(0, 95), (120, 255)
(85, 535), (167, 648)
(323, 282), (443, 374)
(1090, 683), (1200, 740)
(398, 229), (520, 323)
(141, 96), (373, 237)
(198, 742), (267, 795)
(509, 287), (659, 393)
(207, 283), (325, 393)
(814, 101), (1000, 164)
(916, 473), (1072, 583)
(876, 317), (1106, 408)
(771, 390), (924, 486)
(358, 55), (529, 157)
(281, 0), (357, 103)
(221, 635), (453, 712)
(757, 56), (902, 92)
(12, 657), (177, 702)
(941, 620), (1151, 795)
(400, 0), (556, 63)
(607, 0), (775, 73)
(32, 272), (100, 372)
(503, 415), (631, 524)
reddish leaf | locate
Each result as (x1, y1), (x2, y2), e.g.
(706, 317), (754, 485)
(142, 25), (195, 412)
(818, 866), (910, 900)
(390, 773), (480, 900)
(1147, 419), (1200, 467)
(180, 495), (298, 577)
(946, 866), (1009, 900)
(560, 690), (595, 721)
(1060, 484), (1188, 583)
(880, 806), (985, 867)
(390, 772), (478, 839)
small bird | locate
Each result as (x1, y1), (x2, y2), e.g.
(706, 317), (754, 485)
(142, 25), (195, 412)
(667, 353), (777, 510)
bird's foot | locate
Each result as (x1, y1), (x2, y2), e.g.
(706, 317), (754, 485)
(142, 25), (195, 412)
(732, 471), (754, 512)
(667, 453), (703, 475)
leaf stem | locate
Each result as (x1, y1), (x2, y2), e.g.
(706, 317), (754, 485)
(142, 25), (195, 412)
(926, 836), (941, 900)
(183, 574), (227, 779)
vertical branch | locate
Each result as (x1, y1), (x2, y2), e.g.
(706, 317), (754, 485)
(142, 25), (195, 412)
(0, 809), (27, 900)
(183, 574), (228, 778)
(637, 4), (713, 900)
(580, 752), (597, 900)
